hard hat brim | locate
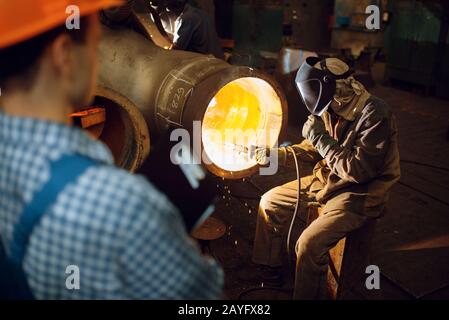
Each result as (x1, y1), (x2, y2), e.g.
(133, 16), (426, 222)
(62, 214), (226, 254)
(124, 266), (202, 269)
(0, 0), (124, 49)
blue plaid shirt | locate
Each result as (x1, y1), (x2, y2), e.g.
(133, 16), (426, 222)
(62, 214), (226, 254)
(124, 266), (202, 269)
(0, 112), (223, 299)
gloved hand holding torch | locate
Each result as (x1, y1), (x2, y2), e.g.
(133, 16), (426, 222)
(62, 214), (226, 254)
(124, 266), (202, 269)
(301, 115), (337, 158)
(253, 147), (288, 166)
(253, 115), (338, 167)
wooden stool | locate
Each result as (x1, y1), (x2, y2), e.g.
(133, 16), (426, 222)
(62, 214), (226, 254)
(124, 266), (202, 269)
(306, 205), (378, 299)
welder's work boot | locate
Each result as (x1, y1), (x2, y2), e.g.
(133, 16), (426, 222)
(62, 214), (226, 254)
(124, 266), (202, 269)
(238, 263), (283, 287)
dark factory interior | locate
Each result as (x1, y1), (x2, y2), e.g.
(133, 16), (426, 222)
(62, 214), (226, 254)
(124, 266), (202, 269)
(0, 0), (448, 304)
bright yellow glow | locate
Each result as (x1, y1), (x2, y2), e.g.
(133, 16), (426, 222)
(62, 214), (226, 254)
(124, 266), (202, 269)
(202, 77), (283, 173)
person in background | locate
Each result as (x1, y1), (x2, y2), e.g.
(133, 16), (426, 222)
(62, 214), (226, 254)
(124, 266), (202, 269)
(249, 58), (400, 299)
(0, 0), (223, 299)
(162, 0), (224, 59)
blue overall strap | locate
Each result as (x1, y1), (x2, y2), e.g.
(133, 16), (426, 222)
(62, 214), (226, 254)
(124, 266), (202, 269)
(9, 154), (98, 268)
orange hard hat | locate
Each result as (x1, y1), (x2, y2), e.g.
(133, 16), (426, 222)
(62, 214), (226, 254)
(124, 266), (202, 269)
(0, 0), (124, 49)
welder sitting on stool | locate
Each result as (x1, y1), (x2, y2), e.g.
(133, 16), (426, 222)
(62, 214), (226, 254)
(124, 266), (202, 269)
(250, 57), (401, 299)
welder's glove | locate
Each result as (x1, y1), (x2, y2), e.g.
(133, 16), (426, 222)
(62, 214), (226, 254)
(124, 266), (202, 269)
(302, 115), (326, 144)
(254, 147), (287, 166)
(302, 115), (338, 158)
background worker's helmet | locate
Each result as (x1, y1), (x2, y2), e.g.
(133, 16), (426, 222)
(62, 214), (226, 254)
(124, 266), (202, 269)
(295, 57), (354, 116)
(0, 0), (124, 49)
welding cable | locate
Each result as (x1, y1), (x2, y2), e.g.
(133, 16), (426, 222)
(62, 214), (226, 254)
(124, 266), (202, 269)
(285, 146), (301, 261)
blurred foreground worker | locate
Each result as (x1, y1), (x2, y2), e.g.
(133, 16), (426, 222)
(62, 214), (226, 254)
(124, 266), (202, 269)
(250, 58), (400, 299)
(162, 0), (224, 59)
(0, 0), (223, 299)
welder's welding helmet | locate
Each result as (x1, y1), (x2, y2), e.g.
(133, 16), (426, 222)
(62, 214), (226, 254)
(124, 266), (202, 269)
(295, 57), (354, 116)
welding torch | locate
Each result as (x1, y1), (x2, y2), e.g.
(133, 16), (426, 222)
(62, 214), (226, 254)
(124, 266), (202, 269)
(222, 142), (257, 159)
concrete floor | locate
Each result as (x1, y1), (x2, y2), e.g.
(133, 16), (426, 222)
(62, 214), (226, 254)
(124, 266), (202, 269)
(207, 84), (449, 300)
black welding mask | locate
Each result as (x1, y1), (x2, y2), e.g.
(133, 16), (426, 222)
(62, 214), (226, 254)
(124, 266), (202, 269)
(295, 57), (354, 116)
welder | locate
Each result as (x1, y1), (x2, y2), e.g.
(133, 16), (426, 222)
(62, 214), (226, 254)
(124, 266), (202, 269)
(249, 57), (401, 299)
(0, 0), (223, 299)
(161, 0), (224, 59)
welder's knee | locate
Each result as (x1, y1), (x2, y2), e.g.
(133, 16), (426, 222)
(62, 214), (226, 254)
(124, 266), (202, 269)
(258, 188), (287, 231)
(260, 185), (289, 212)
(258, 194), (276, 228)
(259, 192), (276, 214)
(295, 228), (328, 264)
(258, 182), (299, 234)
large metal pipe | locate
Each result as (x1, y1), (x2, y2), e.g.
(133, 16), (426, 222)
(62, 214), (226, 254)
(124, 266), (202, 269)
(92, 86), (150, 172)
(97, 26), (288, 179)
